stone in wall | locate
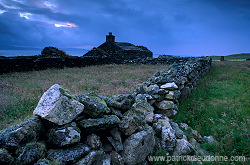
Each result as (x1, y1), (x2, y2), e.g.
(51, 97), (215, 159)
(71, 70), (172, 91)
(33, 84), (84, 125)
(122, 126), (155, 165)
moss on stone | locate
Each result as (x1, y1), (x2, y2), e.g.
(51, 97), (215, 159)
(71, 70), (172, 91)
(59, 88), (76, 100)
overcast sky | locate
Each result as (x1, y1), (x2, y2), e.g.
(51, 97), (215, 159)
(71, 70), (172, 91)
(0, 0), (250, 56)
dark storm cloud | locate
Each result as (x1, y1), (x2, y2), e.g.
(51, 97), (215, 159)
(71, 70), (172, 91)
(0, 0), (249, 56)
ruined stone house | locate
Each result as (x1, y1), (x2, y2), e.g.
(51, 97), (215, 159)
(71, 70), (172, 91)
(83, 32), (153, 62)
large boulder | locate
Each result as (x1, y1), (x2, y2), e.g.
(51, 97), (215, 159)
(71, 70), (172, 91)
(0, 117), (43, 150)
(122, 126), (155, 165)
(33, 84), (84, 125)
(46, 122), (81, 147)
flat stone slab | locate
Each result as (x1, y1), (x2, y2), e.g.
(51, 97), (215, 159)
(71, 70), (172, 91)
(33, 84), (84, 125)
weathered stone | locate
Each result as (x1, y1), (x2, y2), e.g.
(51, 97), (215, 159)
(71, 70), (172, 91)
(165, 91), (175, 100)
(172, 139), (195, 156)
(119, 113), (141, 136)
(201, 136), (219, 146)
(189, 138), (200, 150)
(155, 109), (178, 118)
(155, 100), (176, 110)
(110, 151), (124, 165)
(86, 134), (102, 149)
(17, 142), (46, 165)
(0, 117), (43, 150)
(75, 93), (110, 118)
(77, 115), (120, 132)
(33, 84), (84, 125)
(158, 89), (168, 95)
(0, 148), (14, 165)
(135, 94), (148, 103)
(145, 84), (159, 95)
(104, 94), (134, 111)
(179, 123), (189, 131)
(75, 150), (110, 165)
(47, 144), (90, 165)
(122, 127), (155, 165)
(47, 122), (81, 147)
(174, 90), (181, 100)
(107, 128), (123, 152)
(190, 129), (202, 140)
(160, 82), (178, 90)
(132, 101), (154, 123)
(162, 127), (177, 151)
(109, 107), (123, 118)
(170, 122), (184, 139)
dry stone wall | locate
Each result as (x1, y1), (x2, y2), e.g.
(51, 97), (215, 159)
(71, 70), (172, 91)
(0, 57), (215, 165)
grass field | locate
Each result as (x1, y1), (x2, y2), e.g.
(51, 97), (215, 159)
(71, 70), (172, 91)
(0, 64), (168, 129)
(174, 61), (250, 160)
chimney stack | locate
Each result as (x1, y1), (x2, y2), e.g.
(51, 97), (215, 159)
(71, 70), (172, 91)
(106, 32), (115, 43)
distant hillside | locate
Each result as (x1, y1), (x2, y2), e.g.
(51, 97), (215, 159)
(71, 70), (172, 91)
(210, 53), (250, 61)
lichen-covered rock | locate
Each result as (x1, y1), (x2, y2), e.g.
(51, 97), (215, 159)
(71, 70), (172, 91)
(165, 91), (175, 100)
(153, 116), (177, 151)
(75, 93), (110, 118)
(170, 122), (184, 139)
(135, 94), (148, 103)
(119, 113), (141, 136)
(145, 84), (159, 95)
(201, 136), (219, 146)
(86, 134), (102, 149)
(155, 100), (177, 110)
(77, 115), (120, 132)
(16, 142), (46, 165)
(160, 82), (178, 90)
(47, 144), (90, 165)
(172, 139), (195, 156)
(0, 117), (43, 150)
(75, 150), (110, 165)
(107, 128), (123, 152)
(132, 101), (154, 123)
(122, 126), (155, 165)
(46, 122), (81, 147)
(33, 84), (84, 125)
(104, 94), (134, 111)
(0, 148), (14, 165)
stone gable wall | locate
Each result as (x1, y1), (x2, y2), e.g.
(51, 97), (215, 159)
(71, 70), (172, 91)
(0, 57), (215, 165)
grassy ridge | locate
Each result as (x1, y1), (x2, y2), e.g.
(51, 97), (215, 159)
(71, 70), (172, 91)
(210, 53), (250, 61)
(175, 61), (250, 158)
(0, 64), (168, 129)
